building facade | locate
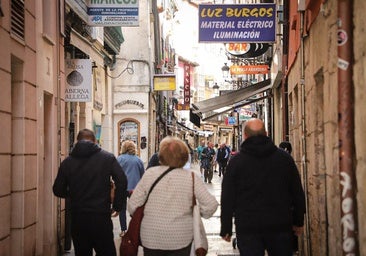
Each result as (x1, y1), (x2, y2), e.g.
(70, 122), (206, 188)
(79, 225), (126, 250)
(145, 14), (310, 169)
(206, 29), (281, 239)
(0, 1), (64, 255)
(283, 0), (366, 255)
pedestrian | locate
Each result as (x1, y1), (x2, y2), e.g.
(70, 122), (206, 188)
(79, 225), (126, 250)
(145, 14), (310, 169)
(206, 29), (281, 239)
(201, 141), (216, 183)
(213, 143), (219, 172)
(53, 128), (127, 256)
(220, 118), (306, 255)
(116, 140), (145, 237)
(196, 140), (205, 176)
(279, 140), (298, 254)
(216, 143), (230, 177)
(279, 141), (292, 154)
(147, 152), (160, 169)
(128, 136), (218, 256)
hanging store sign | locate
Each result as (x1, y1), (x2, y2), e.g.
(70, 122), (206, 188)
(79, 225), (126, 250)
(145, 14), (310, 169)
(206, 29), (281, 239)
(153, 75), (176, 91)
(198, 4), (276, 43)
(65, 59), (92, 102)
(184, 64), (191, 105)
(86, 0), (139, 27)
(230, 65), (269, 75)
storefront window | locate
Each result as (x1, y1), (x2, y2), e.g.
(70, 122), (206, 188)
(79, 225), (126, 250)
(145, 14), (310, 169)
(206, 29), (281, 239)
(118, 118), (140, 155)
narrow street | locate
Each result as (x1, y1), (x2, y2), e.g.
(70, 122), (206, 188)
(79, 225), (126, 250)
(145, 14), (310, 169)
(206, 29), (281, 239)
(63, 162), (240, 256)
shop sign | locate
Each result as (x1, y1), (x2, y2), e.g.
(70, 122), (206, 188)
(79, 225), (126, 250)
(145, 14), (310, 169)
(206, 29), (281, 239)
(153, 75), (176, 91)
(65, 59), (92, 102)
(203, 124), (214, 131)
(115, 100), (144, 109)
(198, 3), (276, 42)
(176, 104), (190, 110)
(184, 64), (191, 105)
(230, 65), (269, 75)
(87, 0), (139, 27)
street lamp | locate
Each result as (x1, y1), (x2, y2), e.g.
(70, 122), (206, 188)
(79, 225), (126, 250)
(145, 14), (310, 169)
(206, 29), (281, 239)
(221, 63), (230, 78)
(212, 82), (220, 94)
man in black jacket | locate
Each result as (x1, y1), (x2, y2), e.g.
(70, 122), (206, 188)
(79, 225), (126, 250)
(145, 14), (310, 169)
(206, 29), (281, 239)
(53, 129), (127, 256)
(220, 119), (306, 255)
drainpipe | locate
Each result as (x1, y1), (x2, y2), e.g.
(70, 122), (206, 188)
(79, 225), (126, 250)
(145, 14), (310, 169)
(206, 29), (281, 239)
(337, 1), (359, 255)
(299, 8), (311, 256)
(281, 0), (289, 141)
(56, 2), (62, 255)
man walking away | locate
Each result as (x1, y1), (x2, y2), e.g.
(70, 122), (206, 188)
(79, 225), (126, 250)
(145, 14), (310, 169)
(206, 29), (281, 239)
(220, 119), (306, 256)
(216, 143), (230, 177)
(201, 142), (215, 183)
(53, 129), (127, 256)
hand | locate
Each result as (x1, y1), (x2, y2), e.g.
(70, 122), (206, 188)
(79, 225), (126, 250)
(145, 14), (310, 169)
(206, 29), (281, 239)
(221, 234), (231, 242)
(293, 226), (304, 236)
(111, 210), (120, 217)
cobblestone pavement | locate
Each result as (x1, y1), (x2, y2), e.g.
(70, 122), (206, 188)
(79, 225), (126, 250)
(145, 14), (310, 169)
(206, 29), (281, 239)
(63, 162), (240, 256)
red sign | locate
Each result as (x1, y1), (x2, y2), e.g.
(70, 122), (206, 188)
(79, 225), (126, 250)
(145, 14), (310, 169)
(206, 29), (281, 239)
(230, 65), (269, 75)
(184, 64), (190, 105)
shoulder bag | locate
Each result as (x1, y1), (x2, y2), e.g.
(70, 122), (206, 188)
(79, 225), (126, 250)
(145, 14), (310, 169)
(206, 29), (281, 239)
(120, 167), (174, 256)
(191, 172), (208, 256)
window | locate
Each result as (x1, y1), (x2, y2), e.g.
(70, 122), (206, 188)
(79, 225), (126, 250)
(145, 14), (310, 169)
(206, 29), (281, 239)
(11, 0), (25, 40)
(118, 119), (140, 156)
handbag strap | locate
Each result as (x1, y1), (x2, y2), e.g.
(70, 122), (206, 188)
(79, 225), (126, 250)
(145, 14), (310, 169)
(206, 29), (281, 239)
(144, 167), (174, 205)
(191, 172), (196, 206)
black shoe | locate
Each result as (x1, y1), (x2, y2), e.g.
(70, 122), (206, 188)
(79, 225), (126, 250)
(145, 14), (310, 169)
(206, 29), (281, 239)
(214, 170), (217, 173)
(219, 174), (221, 177)
(208, 181), (212, 183)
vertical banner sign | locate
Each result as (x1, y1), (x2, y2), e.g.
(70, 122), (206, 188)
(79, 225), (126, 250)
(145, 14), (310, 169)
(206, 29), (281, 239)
(184, 64), (191, 106)
(198, 4), (276, 43)
(87, 0), (139, 27)
(65, 59), (92, 102)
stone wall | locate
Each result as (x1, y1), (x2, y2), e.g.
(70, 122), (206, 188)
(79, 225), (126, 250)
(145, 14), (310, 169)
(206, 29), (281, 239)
(287, 0), (366, 254)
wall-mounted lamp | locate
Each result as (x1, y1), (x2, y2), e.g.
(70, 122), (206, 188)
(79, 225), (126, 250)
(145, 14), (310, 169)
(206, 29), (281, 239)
(92, 61), (98, 69)
(221, 63), (230, 78)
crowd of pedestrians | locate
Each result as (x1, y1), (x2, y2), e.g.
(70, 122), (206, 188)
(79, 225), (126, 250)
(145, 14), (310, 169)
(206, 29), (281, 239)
(53, 118), (306, 256)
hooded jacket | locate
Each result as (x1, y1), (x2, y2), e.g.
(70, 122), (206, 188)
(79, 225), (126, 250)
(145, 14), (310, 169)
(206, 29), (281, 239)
(53, 140), (127, 214)
(220, 135), (306, 236)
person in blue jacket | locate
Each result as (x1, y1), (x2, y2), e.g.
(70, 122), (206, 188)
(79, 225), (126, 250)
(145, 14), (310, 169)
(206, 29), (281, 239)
(116, 140), (145, 237)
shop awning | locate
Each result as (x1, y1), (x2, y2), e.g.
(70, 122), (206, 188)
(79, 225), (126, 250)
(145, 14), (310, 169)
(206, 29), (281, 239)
(192, 79), (272, 120)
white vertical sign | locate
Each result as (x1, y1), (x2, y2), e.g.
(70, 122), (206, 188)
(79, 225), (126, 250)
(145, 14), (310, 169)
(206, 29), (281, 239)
(65, 59), (92, 102)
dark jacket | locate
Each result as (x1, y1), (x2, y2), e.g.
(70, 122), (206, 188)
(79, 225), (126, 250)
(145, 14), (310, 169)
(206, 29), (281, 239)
(220, 135), (306, 236)
(53, 140), (127, 214)
(216, 147), (230, 163)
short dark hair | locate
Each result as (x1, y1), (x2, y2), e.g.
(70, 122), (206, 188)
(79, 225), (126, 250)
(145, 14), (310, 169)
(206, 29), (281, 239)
(76, 129), (96, 142)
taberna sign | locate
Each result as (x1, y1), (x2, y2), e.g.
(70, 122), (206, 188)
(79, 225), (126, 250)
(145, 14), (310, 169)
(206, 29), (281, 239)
(65, 59), (92, 102)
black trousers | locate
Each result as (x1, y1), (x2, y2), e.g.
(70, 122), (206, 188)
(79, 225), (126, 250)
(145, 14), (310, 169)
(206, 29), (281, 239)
(71, 212), (116, 256)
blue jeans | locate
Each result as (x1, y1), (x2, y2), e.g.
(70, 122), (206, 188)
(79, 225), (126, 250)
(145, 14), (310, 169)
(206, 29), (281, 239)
(236, 231), (293, 256)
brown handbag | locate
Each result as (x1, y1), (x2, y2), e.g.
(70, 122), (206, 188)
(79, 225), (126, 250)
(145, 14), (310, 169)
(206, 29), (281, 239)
(120, 167), (174, 256)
